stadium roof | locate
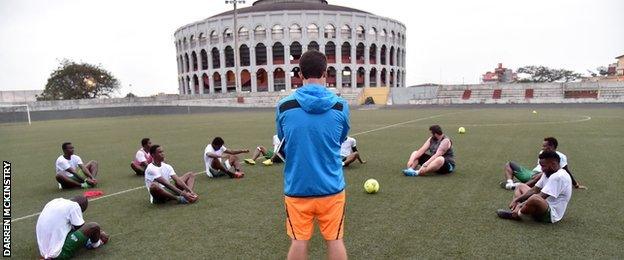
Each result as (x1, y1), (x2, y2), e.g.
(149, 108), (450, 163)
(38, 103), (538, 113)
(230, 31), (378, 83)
(210, 0), (370, 19)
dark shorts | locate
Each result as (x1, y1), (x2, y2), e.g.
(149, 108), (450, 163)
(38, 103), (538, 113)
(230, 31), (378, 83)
(534, 206), (552, 223)
(418, 154), (455, 174)
(151, 184), (177, 204)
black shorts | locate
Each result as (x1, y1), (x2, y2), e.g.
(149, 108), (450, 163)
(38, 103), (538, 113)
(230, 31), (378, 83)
(418, 154), (455, 174)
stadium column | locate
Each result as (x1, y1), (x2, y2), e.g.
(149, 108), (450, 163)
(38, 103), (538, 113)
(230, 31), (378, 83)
(250, 47), (256, 69)
(207, 51), (213, 74)
(199, 75), (204, 94)
(352, 66), (357, 89)
(221, 72), (228, 94)
(251, 69), (258, 92)
(284, 44), (291, 91)
(376, 68), (381, 87)
(208, 74), (215, 94)
(364, 67), (370, 87)
(268, 70), (275, 92)
(337, 66), (343, 90)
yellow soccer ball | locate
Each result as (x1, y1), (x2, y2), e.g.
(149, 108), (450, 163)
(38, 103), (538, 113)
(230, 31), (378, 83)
(364, 179), (379, 194)
(458, 127), (466, 134)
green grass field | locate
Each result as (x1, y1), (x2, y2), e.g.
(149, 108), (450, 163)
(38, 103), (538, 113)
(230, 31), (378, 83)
(2, 106), (623, 258)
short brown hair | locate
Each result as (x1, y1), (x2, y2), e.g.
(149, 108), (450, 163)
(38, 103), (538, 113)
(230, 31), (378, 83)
(299, 50), (327, 79)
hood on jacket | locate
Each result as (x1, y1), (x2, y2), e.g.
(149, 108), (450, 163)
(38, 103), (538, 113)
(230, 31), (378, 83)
(293, 84), (340, 114)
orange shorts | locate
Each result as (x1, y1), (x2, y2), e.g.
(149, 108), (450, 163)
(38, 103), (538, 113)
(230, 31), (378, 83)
(284, 191), (346, 241)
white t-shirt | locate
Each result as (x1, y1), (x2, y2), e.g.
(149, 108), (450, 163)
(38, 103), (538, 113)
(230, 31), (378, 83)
(55, 155), (83, 177)
(532, 151), (568, 172)
(134, 148), (152, 164)
(204, 144), (227, 172)
(340, 137), (357, 157)
(535, 168), (573, 222)
(36, 198), (85, 259)
(144, 162), (177, 190)
(272, 135), (281, 152)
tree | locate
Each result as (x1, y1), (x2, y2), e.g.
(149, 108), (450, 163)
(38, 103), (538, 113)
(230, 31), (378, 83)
(516, 65), (582, 83)
(37, 60), (120, 100)
(125, 92), (137, 98)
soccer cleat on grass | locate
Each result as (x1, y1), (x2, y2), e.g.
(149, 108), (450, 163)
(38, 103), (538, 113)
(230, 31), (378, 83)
(58, 183), (63, 190)
(262, 159), (273, 166)
(81, 182), (93, 189)
(403, 168), (419, 176)
(244, 159), (256, 165)
(496, 209), (518, 220)
(499, 181), (516, 190)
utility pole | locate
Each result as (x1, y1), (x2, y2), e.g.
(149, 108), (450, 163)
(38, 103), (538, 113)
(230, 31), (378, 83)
(225, 0), (246, 92)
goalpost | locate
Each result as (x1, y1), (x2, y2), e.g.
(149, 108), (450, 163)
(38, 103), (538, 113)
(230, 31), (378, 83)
(0, 104), (31, 125)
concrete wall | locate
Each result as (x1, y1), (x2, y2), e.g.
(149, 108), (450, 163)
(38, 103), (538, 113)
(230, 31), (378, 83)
(390, 86), (438, 104)
(0, 90), (42, 103)
(0, 89), (363, 113)
(392, 82), (624, 105)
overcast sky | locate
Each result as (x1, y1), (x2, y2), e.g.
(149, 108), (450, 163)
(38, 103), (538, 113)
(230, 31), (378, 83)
(0, 0), (622, 96)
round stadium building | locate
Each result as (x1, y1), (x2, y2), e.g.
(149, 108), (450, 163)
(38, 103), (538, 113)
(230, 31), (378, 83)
(174, 0), (406, 95)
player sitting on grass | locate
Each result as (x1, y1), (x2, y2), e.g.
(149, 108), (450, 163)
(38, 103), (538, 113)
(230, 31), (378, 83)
(244, 135), (283, 166)
(403, 125), (455, 176)
(501, 137), (586, 190)
(204, 137), (248, 178)
(496, 151), (572, 223)
(36, 195), (109, 259)
(55, 142), (99, 189)
(145, 145), (198, 204)
(130, 137), (152, 175)
(340, 136), (366, 167)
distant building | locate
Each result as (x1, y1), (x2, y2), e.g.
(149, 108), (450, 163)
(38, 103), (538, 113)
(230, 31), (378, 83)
(482, 63), (517, 83)
(616, 54), (624, 76)
(582, 55), (624, 82)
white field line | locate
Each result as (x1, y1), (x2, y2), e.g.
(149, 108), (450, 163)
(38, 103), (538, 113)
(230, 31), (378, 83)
(11, 111), (459, 223)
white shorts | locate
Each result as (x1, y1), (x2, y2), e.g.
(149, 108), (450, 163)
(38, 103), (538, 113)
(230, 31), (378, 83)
(207, 159), (232, 177)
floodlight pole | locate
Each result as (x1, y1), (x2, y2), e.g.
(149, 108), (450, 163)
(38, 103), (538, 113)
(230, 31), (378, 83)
(226, 0), (246, 93)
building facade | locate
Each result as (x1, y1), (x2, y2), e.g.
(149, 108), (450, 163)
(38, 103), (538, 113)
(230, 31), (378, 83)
(174, 0), (406, 94)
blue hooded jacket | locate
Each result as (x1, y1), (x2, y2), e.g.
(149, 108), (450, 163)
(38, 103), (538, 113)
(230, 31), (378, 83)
(276, 84), (350, 197)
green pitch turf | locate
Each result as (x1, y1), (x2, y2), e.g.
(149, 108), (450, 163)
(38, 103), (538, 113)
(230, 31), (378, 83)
(1, 106), (623, 258)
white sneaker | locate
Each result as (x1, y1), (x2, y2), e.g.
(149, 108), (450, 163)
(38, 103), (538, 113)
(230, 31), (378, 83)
(206, 171), (214, 178)
(58, 183), (62, 190)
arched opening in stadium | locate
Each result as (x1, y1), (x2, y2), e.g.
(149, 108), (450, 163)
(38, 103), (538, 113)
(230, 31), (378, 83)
(212, 72), (222, 93)
(255, 43), (267, 65)
(256, 69), (268, 92)
(273, 68), (286, 91)
(290, 41), (302, 64)
(325, 41), (336, 63)
(240, 44), (250, 66)
(211, 48), (220, 69)
(241, 69), (251, 92)
(225, 46), (234, 67)
(342, 67), (352, 88)
(200, 50), (208, 70)
(226, 71), (236, 92)
(327, 66), (336, 88)
(308, 41), (319, 52)
(273, 42), (285, 65)
(356, 43), (365, 64)
(341, 42), (351, 63)
(357, 67), (365, 88)
(291, 67), (302, 89)
(370, 67), (377, 87)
